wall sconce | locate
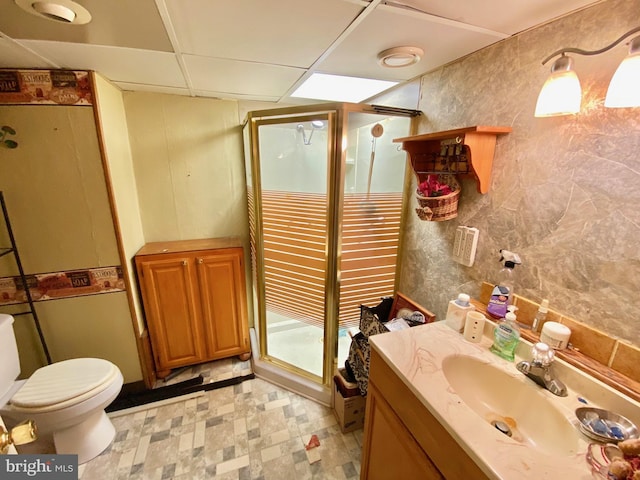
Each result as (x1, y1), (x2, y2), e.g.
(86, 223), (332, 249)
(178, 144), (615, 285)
(535, 26), (640, 117)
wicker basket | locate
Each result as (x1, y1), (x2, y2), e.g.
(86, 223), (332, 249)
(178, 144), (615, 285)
(415, 174), (460, 221)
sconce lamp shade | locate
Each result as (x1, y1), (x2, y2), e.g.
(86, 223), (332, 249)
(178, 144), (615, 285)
(535, 56), (582, 117)
(605, 36), (640, 108)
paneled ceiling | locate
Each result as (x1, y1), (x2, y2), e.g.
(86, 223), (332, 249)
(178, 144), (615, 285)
(0, 0), (600, 104)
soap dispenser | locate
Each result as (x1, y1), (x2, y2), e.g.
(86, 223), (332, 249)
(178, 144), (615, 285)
(487, 250), (521, 319)
(445, 293), (475, 333)
(490, 306), (520, 361)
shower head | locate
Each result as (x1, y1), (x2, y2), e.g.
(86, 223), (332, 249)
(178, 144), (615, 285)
(298, 122), (323, 145)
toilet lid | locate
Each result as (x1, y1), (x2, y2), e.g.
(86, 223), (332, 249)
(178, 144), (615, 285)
(10, 358), (118, 409)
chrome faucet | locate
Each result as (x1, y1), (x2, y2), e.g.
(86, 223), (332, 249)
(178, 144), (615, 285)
(516, 342), (567, 397)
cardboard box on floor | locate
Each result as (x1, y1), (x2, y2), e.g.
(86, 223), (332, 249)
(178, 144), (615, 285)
(333, 374), (366, 433)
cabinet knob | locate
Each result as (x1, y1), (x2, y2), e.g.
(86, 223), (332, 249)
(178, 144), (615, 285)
(197, 258), (204, 264)
(182, 260), (187, 266)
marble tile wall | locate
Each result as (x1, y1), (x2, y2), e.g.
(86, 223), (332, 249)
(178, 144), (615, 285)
(477, 282), (640, 393)
(398, 0), (640, 347)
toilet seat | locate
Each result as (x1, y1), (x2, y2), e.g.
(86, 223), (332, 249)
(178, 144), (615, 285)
(9, 358), (119, 412)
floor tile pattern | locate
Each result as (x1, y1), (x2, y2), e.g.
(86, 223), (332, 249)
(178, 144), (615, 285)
(78, 376), (363, 479)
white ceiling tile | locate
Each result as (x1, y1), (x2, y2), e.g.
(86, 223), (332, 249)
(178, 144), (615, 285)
(184, 55), (305, 98)
(19, 40), (187, 88)
(0, 0), (603, 103)
(394, 0), (599, 35)
(165, 0), (363, 67)
(0, 0), (173, 51)
(114, 82), (191, 96)
(317, 6), (506, 81)
(0, 37), (54, 69)
(192, 90), (283, 102)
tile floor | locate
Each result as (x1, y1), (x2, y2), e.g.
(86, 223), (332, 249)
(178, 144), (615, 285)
(79, 375), (364, 480)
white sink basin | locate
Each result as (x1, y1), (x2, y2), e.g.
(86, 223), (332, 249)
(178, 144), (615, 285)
(442, 353), (580, 456)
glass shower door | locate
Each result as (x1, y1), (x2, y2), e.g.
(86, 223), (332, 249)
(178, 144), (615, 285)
(244, 104), (416, 395)
(255, 115), (331, 379)
(337, 113), (410, 367)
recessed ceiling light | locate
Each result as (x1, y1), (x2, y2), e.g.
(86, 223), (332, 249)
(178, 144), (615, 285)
(291, 73), (398, 103)
(377, 46), (424, 68)
(15, 0), (92, 25)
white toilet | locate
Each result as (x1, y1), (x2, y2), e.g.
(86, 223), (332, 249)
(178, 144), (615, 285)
(0, 313), (123, 464)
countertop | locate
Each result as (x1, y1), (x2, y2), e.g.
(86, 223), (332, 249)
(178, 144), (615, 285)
(369, 321), (597, 479)
(135, 237), (243, 256)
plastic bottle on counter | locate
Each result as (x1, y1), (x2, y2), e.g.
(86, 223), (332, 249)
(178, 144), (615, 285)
(487, 250), (521, 319)
(445, 293), (475, 333)
(490, 309), (521, 361)
(531, 299), (549, 333)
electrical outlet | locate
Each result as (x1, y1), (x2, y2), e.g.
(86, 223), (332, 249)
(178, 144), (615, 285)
(453, 226), (479, 266)
(453, 227), (464, 260)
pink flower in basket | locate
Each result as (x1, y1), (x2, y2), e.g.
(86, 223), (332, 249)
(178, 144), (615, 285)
(418, 174), (453, 197)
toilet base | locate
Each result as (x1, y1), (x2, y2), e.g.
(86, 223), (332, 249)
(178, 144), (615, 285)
(53, 410), (116, 464)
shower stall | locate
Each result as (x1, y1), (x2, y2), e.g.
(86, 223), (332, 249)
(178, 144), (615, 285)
(243, 103), (418, 403)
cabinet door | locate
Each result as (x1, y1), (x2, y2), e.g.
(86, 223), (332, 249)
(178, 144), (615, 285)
(196, 248), (250, 358)
(137, 254), (206, 372)
(361, 382), (444, 480)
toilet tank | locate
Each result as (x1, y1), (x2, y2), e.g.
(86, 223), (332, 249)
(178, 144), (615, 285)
(0, 314), (20, 400)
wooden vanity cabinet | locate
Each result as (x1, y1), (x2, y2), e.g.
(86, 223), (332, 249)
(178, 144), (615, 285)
(135, 239), (250, 378)
(362, 382), (444, 479)
(360, 349), (489, 480)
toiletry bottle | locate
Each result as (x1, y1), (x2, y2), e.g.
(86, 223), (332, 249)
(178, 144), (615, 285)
(487, 250), (521, 319)
(490, 309), (520, 361)
(445, 293), (475, 333)
(531, 299), (549, 333)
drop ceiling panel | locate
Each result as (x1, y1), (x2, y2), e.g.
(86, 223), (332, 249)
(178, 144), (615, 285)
(19, 41), (187, 88)
(114, 82), (191, 97)
(393, 0), (599, 35)
(184, 55), (305, 98)
(192, 90), (283, 102)
(0, 0), (604, 102)
(0, 0), (172, 51)
(0, 37), (53, 68)
(318, 6), (507, 81)
(165, 0), (364, 67)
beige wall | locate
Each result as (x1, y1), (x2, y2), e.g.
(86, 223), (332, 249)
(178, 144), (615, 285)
(92, 74), (146, 337)
(123, 93), (249, 243)
(0, 104), (142, 381)
(36, 293), (141, 381)
(123, 92), (254, 329)
(0, 106), (119, 273)
(398, 0), (640, 345)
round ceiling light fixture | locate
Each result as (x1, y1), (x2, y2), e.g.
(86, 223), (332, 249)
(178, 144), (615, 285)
(15, 0), (92, 24)
(377, 46), (424, 68)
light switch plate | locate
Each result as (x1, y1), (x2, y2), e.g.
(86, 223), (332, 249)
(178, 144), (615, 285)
(453, 226), (479, 267)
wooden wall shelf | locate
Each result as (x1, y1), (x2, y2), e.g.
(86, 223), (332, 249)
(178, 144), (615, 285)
(394, 126), (512, 194)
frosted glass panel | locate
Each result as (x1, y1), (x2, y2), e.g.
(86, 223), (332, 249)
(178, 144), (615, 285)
(258, 119), (329, 378)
